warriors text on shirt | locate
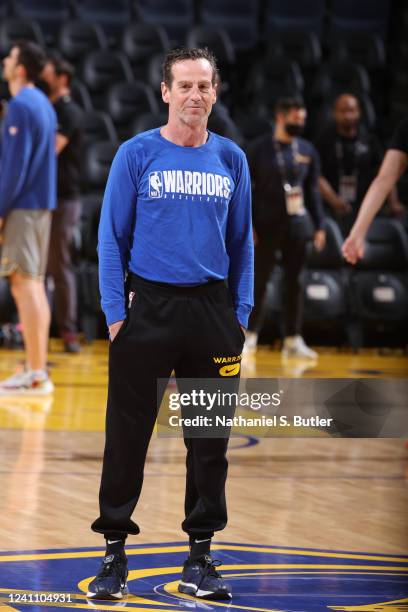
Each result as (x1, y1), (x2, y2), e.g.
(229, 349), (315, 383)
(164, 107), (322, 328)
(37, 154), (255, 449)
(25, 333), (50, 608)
(149, 170), (231, 199)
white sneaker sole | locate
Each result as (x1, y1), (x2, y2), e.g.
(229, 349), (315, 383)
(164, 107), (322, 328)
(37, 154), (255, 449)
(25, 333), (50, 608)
(178, 581), (231, 600)
(0, 384), (54, 396)
(86, 586), (128, 600)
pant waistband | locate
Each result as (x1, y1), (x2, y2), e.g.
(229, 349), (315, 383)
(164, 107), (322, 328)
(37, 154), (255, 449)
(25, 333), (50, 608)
(129, 273), (226, 296)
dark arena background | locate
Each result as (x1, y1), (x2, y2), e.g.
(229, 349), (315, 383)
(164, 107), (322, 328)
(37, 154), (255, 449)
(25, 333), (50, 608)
(0, 1), (407, 611)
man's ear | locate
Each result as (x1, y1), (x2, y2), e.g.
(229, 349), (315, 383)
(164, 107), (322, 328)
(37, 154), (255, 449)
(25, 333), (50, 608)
(15, 63), (26, 80)
(161, 81), (169, 104)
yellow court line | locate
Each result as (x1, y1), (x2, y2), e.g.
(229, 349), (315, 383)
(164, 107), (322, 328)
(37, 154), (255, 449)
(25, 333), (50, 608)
(0, 544), (407, 564)
(79, 564), (408, 612)
(328, 595), (408, 611)
(224, 571), (408, 577)
(125, 563), (406, 576)
(163, 580), (281, 612)
(79, 564), (408, 602)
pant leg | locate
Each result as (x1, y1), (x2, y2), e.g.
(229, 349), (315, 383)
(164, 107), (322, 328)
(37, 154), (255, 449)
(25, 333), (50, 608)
(281, 220), (308, 337)
(175, 284), (244, 539)
(47, 199), (81, 335)
(248, 236), (278, 332)
(91, 282), (182, 539)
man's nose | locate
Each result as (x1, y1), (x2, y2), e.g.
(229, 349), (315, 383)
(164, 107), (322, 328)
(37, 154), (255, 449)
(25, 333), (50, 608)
(189, 87), (201, 99)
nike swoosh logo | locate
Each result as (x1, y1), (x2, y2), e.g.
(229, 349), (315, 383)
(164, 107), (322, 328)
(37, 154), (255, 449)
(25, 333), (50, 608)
(195, 538), (211, 543)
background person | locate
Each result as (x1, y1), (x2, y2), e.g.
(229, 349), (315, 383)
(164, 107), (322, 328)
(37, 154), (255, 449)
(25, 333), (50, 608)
(245, 97), (325, 358)
(41, 56), (84, 353)
(0, 41), (56, 395)
(342, 117), (408, 264)
(315, 93), (403, 235)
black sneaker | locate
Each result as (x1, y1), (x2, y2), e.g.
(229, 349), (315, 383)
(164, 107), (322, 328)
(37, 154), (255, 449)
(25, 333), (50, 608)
(87, 554), (128, 600)
(178, 554), (231, 600)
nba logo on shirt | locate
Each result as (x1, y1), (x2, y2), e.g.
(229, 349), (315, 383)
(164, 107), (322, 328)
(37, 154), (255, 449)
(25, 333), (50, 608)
(149, 171), (163, 198)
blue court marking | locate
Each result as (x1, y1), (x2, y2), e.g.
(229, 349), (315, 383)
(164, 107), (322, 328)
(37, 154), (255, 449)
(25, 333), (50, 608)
(229, 435), (259, 449)
(0, 542), (407, 611)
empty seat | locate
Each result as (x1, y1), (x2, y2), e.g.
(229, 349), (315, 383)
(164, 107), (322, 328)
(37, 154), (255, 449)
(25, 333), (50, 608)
(356, 219), (408, 271)
(237, 115), (273, 144)
(105, 81), (159, 138)
(76, 197), (104, 340)
(131, 111), (167, 135)
(82, 140), (119, 191)
(80, 50), (133, 107)
(348, 271), (408, 348)
(266, 31), (321, 70)
(199, 0), (259, 52)
(0, 18), (45, 56)
(186, 26), (235, 71)
(71, 79), (93, 111)
(310, 60), (370, 106)
(58, 21), (108, 64)
(208, 103), (244, 145)
(147, 53), (165, 95)
(74, 0), (132, 46)
(136, 0), (195, 45)
(304, 219), (347, 313)
(265, 0), (325, 35)
(0, 0), (9, 19)
(303, 269), (348, 320)
(348, 219), (408, 348)
(248, 58), (303, 110)
(14, 0), (71, 45)
(307, 218), (344, 269)
(121, 23), (170, 78)
(82, 110), (117, 144)
(329, 33), (386, 72)
(330, 0), (390, 36)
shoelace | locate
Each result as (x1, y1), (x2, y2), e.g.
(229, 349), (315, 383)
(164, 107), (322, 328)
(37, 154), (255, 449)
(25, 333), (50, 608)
(200, 556), (222, 578)
(99, 556), (126, 578)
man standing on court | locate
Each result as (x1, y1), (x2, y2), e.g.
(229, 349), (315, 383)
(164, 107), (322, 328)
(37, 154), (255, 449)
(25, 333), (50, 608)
(41, 56), (83, 353)
(0, 41), (56, 394)
(88, 48), (253, 601)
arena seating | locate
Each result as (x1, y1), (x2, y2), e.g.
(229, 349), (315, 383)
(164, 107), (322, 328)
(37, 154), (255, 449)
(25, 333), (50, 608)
(57, 20), (107, 64)
(0, 0), (405, 347)
(348, 219), (408, 348)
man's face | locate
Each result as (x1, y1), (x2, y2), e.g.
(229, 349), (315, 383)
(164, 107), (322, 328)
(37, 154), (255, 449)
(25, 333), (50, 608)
(281, 107), (307, 128)
(3, 46), (20, 82)
(333, 95), (361, 131)
(161, 59), (217, 127)
(40, 62), (59, 96)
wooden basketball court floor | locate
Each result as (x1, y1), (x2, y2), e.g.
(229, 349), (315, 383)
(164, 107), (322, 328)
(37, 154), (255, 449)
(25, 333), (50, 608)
(0, 340), (407, 611)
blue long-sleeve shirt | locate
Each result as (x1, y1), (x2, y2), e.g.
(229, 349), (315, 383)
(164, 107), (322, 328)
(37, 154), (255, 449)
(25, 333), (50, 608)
(98, 128), (254, 327)
(0, 86), (57, 217)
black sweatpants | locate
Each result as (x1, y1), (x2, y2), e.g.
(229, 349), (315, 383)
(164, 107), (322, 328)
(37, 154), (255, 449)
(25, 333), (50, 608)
(248, 219), (308, 336)
(91, 274), (245, 541)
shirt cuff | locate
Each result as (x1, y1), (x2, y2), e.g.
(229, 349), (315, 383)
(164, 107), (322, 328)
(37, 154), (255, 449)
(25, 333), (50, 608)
(104, 303), (126, 327)
(235, 304), (252, 329)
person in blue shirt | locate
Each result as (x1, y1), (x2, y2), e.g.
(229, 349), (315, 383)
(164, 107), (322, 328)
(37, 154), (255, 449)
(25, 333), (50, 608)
(88, 48), (253, 602)
(0, 41), (56, 395)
